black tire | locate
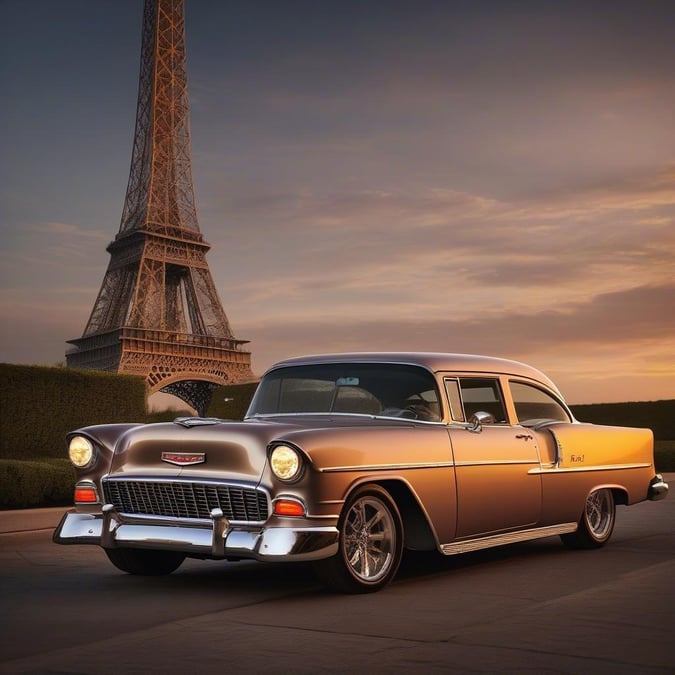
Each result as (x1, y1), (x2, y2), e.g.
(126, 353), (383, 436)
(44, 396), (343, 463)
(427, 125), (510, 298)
(105, 548), (185, 575)
(313, 485), (403, 593)
(561, 488), (616, 550)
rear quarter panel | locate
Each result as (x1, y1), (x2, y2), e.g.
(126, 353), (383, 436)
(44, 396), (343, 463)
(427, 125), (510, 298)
(535, 422), (655, 524)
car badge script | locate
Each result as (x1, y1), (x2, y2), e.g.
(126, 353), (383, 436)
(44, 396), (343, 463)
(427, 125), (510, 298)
(161, 452), (206, 466)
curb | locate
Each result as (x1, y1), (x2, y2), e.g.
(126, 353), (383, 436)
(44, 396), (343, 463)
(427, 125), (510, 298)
(0, 507), (69, 535)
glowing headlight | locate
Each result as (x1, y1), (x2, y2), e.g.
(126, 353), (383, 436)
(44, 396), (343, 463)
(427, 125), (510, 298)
(270, 445), (301, 481)
(68, 436), (94, 468)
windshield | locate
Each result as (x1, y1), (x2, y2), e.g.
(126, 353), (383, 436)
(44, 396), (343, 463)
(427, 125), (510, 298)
(247, 363), (442, 422)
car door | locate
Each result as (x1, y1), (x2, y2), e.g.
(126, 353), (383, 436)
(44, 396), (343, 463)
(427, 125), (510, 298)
(445, 377), (543, 538)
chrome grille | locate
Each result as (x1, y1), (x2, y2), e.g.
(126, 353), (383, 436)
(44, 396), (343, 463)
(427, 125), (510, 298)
(103, 479), (269, 522)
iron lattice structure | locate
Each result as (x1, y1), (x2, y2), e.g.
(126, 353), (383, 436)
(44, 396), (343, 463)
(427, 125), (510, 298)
(67, 0), (253, 414)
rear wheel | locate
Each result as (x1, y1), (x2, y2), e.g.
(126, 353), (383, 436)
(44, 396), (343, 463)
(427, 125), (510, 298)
(313, 485), (403, 593)
(561, 488), (615, 549)
(105, 548), (185, 575)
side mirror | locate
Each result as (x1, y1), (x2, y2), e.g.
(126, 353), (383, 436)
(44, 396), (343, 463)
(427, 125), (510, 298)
(468, 410), (496, 433)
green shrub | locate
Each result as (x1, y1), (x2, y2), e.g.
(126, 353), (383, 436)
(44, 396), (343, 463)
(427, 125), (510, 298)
(0, 363), (146, 460)
(0, 459), (76, 509)
(655, 441), (675, 472)
(207, 381), (258, 420)
(571, 400), (675, 441)
(145, 409), (194, 423)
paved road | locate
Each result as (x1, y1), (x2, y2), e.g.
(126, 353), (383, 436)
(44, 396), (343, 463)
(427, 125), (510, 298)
(1, 487), (673, 674)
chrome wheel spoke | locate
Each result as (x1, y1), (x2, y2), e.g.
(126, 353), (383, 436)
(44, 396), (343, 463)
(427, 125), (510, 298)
(342, 495), (396, 582)
(365, 510), (384, 531)
(367, 531), (387, 542)
(585, 489), (613, 538)
(361, 549), (371, 577)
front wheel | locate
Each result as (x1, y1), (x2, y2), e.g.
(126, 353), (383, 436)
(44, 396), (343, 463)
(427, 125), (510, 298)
(313, 485), (403, 593)
(105, 548), (185, 575)
(561, 488), (616, 549)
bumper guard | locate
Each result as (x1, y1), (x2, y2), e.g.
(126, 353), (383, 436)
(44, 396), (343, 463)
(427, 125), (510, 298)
(648, 474), (669, 501)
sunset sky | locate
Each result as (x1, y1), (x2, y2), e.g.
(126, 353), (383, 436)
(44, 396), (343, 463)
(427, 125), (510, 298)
(1, 0), (674, 405)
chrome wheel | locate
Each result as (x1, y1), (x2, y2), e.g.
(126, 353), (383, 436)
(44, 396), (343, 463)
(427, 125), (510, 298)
(313, 485), (403, 593)
(584, 488), (614, 540)
(343, 495), (396, 583)
(561, 487), (616, 549)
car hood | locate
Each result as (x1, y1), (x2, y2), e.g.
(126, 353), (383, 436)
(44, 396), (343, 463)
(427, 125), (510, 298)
(96, 415), (418, 482)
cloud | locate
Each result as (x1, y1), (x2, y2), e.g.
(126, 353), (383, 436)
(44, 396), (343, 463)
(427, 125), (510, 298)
(29, 222), (110, 239)
(238, 282), (675, 403)
(204, 163), (675, 327)
(242, 282), (675, 355)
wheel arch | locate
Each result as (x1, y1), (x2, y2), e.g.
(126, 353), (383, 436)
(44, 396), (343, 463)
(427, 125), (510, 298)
(588, 483), (629, 507)
(343, 477), (438, 552)
(609, 486), (629, 506)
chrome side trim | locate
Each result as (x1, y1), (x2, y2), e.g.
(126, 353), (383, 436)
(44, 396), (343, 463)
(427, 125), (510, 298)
(319, 461), (455, 473)
(529, 462), (652, 475)
(323, 458), (544, 474)
(440, 522), (577, 556)
(454, 459), (540, 468)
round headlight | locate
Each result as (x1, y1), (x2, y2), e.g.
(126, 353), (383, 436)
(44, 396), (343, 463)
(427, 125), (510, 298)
(68, 436), (94, 468)
(270, 445), (301, 481)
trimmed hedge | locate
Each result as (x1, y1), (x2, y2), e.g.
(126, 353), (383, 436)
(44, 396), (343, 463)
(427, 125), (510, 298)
(0, 363), (146, 460)
(655, 441), (675, 473)
(571, 400), (675, 441)
(207, 381), (259, 420)
(0, 459), (76, 509)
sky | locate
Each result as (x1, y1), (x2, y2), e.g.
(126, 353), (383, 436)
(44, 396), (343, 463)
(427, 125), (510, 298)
(1, 0), (674, 405)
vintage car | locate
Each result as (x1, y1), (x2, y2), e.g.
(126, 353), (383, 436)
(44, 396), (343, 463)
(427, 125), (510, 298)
(54, 352), (668, 592)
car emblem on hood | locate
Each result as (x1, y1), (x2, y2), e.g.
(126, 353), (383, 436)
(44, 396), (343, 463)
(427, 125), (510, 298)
(161, 452), (206, 466)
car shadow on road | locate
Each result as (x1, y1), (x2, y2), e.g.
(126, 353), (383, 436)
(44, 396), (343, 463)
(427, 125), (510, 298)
(91, 536), (574, 598)
(396, 536), (575, 583)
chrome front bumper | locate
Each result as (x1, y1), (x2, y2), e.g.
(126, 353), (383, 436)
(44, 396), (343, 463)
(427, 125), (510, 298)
(648, 474), (669, 501)
(53, 505), (339, 562)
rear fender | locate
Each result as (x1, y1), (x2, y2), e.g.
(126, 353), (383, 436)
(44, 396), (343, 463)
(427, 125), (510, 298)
(543, 423), (654, 470)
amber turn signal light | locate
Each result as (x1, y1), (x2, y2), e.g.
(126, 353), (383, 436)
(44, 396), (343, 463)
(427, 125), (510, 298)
(74, 486), (98, 503)
(273, 499), (306, 517)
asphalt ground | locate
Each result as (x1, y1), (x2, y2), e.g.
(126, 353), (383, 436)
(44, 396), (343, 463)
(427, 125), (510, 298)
(0, 506), (68, 535)
(0, 476), (673, 674)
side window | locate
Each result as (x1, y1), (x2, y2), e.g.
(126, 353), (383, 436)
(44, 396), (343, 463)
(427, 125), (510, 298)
(510, 381), (571, 423)
(459, 378), (507, 423)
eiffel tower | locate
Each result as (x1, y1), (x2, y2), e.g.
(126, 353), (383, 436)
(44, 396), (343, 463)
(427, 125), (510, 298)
(66, 0), (254, 415)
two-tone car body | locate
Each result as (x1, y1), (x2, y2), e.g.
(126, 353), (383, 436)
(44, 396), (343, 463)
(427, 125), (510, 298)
(54, 353), (668, 592)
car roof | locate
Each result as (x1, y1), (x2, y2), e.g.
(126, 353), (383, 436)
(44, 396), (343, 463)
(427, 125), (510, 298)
(267, 352), (562, 396)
